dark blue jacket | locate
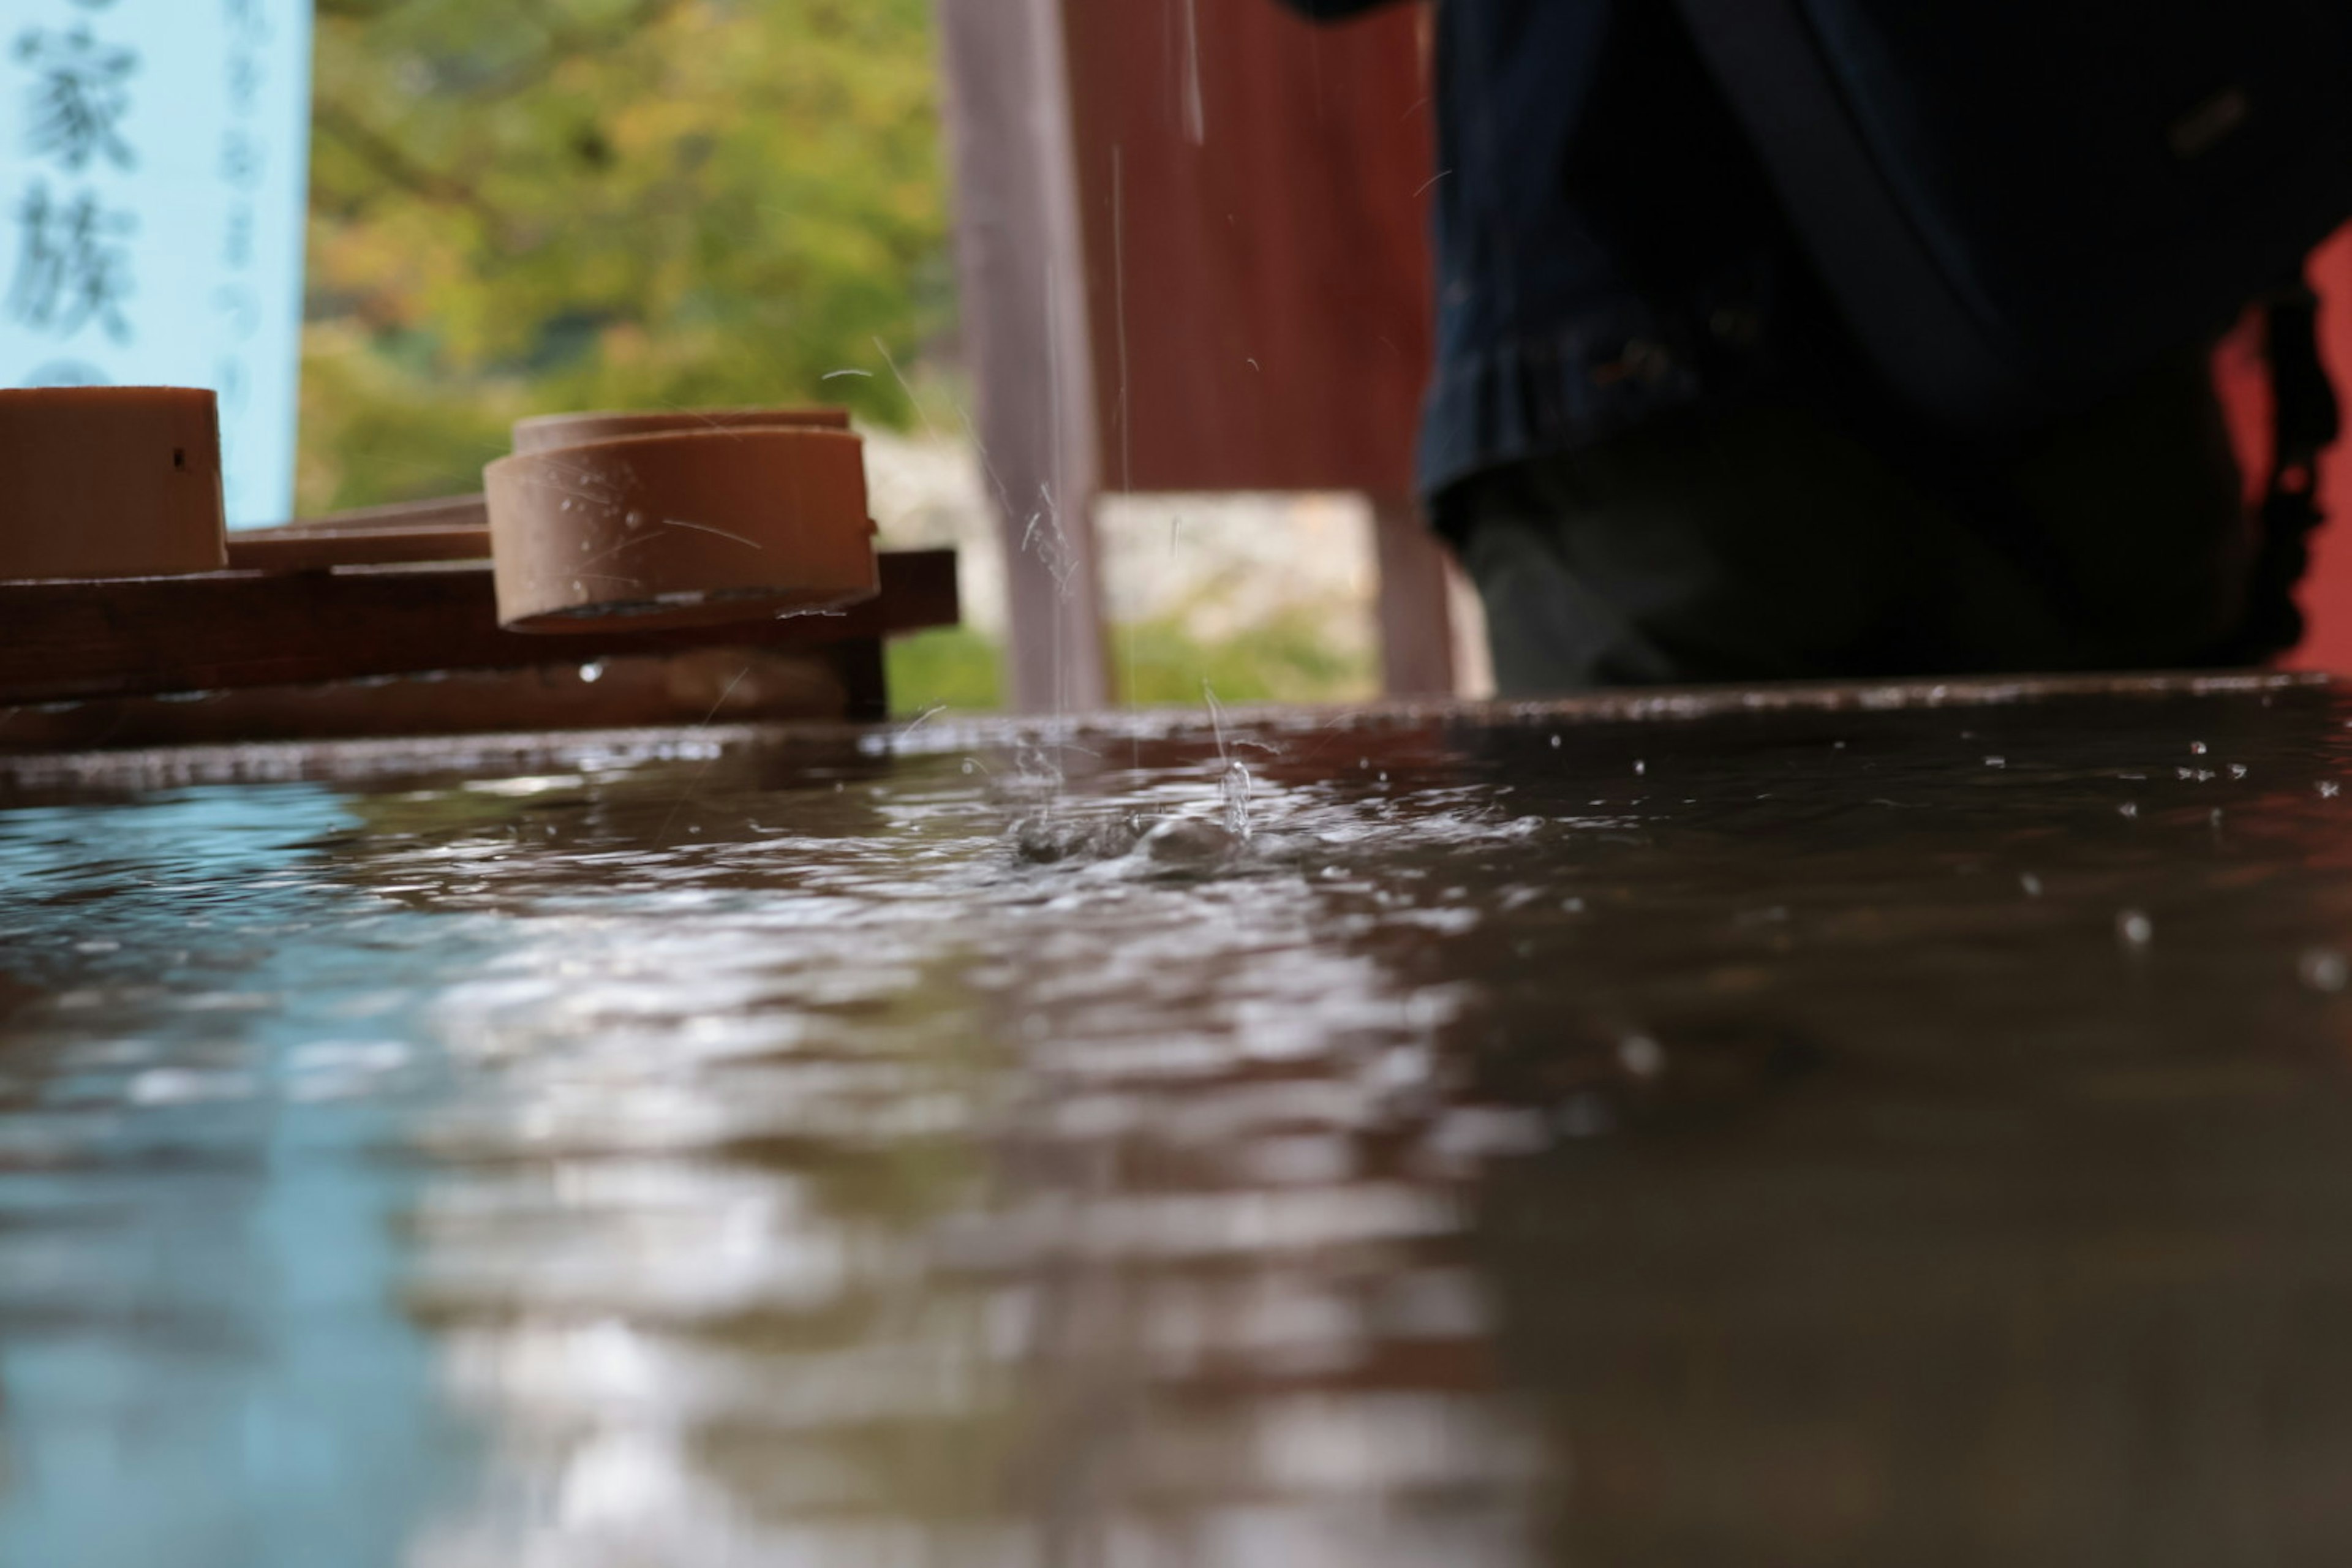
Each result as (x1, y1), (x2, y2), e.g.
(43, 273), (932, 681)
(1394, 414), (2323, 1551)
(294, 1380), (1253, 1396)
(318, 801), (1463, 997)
(1283, 0), (1811, 503)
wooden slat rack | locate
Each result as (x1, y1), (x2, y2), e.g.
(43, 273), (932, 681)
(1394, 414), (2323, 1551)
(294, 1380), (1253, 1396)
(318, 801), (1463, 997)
(0, 498), (958, 748)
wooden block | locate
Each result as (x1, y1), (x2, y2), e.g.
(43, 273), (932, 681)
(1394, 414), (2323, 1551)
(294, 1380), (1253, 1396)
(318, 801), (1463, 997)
(0, 386), (226, 581)
(484, 428), (878, 632)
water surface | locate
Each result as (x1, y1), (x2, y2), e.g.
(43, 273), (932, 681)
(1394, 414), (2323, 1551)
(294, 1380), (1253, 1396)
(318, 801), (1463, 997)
(7, 675), (2352, 1565)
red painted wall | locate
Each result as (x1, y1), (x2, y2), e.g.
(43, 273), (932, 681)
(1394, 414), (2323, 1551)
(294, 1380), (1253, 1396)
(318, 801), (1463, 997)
(2235, 228), (2352, 671)
(1060, 0), (1434, 497)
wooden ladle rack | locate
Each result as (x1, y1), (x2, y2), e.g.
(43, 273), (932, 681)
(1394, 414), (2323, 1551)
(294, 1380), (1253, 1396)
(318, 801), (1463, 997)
(0, 398), (960, 747)
(0, 494), (956, 710)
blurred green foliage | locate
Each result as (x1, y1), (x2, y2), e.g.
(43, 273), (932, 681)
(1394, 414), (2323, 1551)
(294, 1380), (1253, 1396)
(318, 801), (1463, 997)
(886, 614), (1376, 718)
(1115, 604), (1377, 707)
(301, 0), (949, 514)
(886, 626), (1003, 712)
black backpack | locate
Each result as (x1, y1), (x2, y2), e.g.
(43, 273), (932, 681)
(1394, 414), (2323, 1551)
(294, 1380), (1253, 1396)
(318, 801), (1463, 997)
(1675, 0), (2352, 652)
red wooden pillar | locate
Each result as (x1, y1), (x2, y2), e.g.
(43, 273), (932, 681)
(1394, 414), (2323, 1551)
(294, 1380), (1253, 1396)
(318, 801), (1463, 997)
(941, 0), (1453, 708)
(1058, 0), (1450, 696)
(2215, 225), (2352, 673)
(2281, 228), (2352, 671)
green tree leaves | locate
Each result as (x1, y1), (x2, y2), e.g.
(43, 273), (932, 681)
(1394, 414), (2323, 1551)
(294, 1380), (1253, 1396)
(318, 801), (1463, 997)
(301, 0), (948, 513)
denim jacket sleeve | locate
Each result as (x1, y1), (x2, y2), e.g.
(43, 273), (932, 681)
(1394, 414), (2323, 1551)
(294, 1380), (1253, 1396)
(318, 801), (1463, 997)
(1266, 0), (1792, 499)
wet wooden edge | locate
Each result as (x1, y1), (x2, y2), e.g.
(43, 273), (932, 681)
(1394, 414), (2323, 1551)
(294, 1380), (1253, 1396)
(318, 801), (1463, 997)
(0, 548), (953, 706)
(886, 668), (2339, 758)
(224, 497), (493, 573)
(0, 668), (2326, 795)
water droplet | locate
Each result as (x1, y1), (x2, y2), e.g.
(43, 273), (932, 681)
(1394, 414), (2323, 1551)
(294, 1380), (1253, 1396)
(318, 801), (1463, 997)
(1142, 816), (1241, 867)
(2190, 741), (2208, 755)
(2301, 948), (2351, 993)
(1633, 760), (1646, 776)
(1985, 755), (2005, 769)
(2320, 781), (2341, 799)
(577, 660), (605, 684)
(1548, 734), (1561, 750)
(1618, 1035), (1667, 1079)
(625, 510), (647, 529)
(569, 579), (584, 594)
(2118, 801), (2138, 819)
(2230, 764), (2248, 780)
(2020, 873), (2043, 897)
(1221, 760), (1254, 839)
(559, 498), (573, 512)
(1561, 896), (1586, 913)
(2118, 910), (2153, 948)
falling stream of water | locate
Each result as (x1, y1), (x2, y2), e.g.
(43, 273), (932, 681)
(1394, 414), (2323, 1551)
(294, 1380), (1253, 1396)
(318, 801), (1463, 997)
(8, 674), (2352, 1564)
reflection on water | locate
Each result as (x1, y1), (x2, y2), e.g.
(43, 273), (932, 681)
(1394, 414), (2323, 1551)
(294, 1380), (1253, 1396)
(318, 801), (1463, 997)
(9, 677), (2352, 1562)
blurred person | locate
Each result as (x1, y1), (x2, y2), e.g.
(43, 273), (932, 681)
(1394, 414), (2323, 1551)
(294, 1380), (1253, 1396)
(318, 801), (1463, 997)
(1281, 1), (2349, 693)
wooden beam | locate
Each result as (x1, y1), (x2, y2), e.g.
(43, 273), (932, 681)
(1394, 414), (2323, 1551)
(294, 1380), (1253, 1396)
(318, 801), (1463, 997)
(225, 496), (493, 573)
(1371, 494), (1457, 697)
(936, 0), (1113, 713)
(0, 642), (885, 752)
(230, 523), (493, 573)
(0, 549), (957, 706)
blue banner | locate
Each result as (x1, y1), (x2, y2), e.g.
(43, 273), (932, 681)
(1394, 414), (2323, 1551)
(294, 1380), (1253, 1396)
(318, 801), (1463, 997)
(0, 0), (311, 527)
